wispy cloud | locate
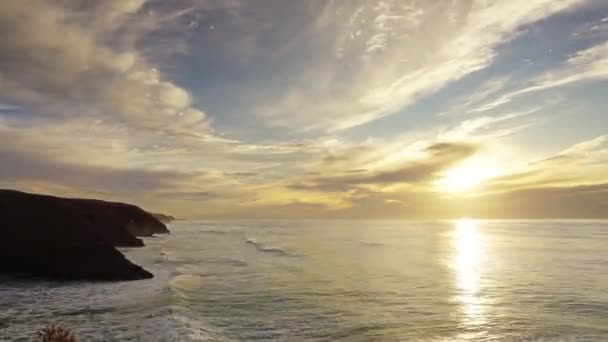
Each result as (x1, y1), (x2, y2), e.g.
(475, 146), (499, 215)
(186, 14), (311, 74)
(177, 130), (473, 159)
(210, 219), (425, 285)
(438, 107), (542, 141)
(471, 40), (608, 113)
(256, 0), (585, 131)
(482, 135), (608, 192)
(0, 143), (190, 194)
(438, 77), (512, 117)
(288, 142), (478, 192)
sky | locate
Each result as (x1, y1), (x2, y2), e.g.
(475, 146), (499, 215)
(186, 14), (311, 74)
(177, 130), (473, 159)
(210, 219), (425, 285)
(0, 0), (607, 219)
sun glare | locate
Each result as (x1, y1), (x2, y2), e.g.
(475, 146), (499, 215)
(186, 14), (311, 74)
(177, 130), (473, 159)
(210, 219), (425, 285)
(436, 161), (497, 193)
(452, 218), (485, 330)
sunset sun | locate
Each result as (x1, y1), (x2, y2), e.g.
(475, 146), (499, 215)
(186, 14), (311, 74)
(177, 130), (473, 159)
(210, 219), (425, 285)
(436, 162), (497, 193)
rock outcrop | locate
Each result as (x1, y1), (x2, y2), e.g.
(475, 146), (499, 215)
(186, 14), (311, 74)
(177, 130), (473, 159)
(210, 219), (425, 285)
(149, 212), (175, 224)
(0, 189), (162, 281)
(69, 199), (171, 240)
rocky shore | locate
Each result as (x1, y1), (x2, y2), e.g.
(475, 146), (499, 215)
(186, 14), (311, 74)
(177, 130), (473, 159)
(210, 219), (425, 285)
(0, 189), (170, 281)
(150, 212), (175, 224)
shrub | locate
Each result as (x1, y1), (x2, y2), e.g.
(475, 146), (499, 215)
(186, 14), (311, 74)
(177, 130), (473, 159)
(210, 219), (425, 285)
(36, 324), (77, 342)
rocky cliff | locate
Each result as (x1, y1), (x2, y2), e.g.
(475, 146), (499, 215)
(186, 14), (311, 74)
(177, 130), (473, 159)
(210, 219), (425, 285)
(150, 212), (175, 224)
(72, 198), (171, 240)
(0, 189), (163, 281)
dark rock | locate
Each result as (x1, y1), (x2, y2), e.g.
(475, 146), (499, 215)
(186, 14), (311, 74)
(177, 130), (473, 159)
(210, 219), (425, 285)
(73, 198), (170, 239)
(149, 212), (175, 224)
(0, 190), (169, 246)
(0, 189), (155, 281)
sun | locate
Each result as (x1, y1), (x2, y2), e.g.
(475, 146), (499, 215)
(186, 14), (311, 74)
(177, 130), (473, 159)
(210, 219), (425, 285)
(436, 161), (497, 193)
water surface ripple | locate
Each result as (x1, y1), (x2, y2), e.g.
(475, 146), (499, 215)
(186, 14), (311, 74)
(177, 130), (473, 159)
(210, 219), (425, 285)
(2, 220), (608, 341)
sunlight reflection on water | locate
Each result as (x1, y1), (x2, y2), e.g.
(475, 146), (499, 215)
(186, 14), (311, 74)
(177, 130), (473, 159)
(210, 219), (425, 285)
(453, 219), (486, 332)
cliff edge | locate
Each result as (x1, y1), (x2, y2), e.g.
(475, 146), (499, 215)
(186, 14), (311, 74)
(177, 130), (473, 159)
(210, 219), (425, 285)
(0, 189), (164, 281)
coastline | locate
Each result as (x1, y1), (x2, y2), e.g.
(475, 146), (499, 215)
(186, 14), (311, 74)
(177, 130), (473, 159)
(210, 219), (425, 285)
(0, 189), (172, 281)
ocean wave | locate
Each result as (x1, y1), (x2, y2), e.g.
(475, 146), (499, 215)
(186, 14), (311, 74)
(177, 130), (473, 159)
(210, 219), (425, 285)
(170, 274), (205, 290)
(360, 241), (386, 247)
(171, 312), (234, 342)
(197, 229), (231, 235)
(245, 238), (302, 257)
(226, 258), (248, 266)
(59, 306), (116, 317)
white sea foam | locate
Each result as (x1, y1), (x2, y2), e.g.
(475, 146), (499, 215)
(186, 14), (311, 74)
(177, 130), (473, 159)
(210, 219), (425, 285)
(245, 237), (301, 256)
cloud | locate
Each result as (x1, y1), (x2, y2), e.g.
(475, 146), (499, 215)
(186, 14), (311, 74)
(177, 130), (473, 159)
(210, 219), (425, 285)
(0, 121), (232, 198)
(253, 0), (584, 131)
(438, 106), (542, 141)
(154, 191), (216, 201)
(1, 1), (605, 219)
(0, 0), (208, 133)
(467, 183), (608, 218)
(573, 13), (608, 38)
(351, 183), (608, 219)
(481, 135), (608, 192)
(438, 77), (512, 117)
(0, 143), (187, 194)
(537, 135), (608, 165)
(471, 40), (608, 113)
(0, 118), (327, 206)
(289, 142), (478, 192)
(0, 130), (264, 209)
(532, 41), (608, 89)
(203, 181), (608, 219)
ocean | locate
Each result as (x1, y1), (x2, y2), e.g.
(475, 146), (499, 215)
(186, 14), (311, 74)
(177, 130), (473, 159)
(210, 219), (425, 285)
(1, 220), (608, 341)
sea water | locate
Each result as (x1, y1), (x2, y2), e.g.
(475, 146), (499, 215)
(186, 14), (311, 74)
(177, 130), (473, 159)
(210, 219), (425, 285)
(1, 220), (608, 341)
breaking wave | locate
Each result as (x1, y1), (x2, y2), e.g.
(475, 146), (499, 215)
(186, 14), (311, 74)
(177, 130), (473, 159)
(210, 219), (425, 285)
(245, 238), (302, 257)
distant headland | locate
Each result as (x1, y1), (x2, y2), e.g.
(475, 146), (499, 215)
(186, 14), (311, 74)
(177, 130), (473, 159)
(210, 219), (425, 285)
(0, 189), (172, 281)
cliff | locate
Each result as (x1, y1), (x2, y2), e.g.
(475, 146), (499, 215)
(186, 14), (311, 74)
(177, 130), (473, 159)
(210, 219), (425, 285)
(0, 190), (169, 246)
(70, 198), (171, 240)
(0, 189), (161, 281)
(150, 212), (175, 224)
